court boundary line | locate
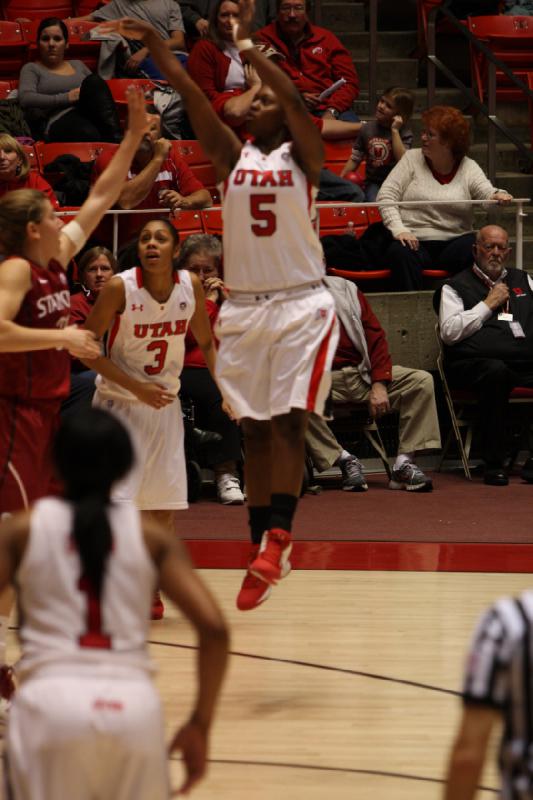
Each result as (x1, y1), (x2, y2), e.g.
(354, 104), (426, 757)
(148, 638), (461, 697)
(167, 754), (498, 792)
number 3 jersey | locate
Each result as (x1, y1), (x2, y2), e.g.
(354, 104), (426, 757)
(96, 267), (195, 403)
(16, 497), (155, 679)
(221, 140), (325, 292)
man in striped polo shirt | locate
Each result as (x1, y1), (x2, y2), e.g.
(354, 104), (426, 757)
(443, 591), (533, 798)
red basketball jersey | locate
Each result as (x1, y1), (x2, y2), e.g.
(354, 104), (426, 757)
(0, 259), (71, 401)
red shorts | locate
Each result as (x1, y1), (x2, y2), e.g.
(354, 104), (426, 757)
(0, 398), (61, 515)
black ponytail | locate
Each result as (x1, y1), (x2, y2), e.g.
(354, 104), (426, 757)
(53, 409), (134, 596)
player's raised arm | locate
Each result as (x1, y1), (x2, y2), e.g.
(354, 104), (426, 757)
(233, 0), (324, 185)
(94, 18), (242, 181)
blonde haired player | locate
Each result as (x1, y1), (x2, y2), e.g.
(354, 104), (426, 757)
(98, 0), (339, 612)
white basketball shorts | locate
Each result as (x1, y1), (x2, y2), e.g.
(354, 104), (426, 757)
(93, 394), (187, 510)
(5, 675), (169, 800)
(215, 283), (339, 421)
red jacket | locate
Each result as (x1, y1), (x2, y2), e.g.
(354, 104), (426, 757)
(256, 21), (359, 113)
(0, 171), (59, 208)
(187, 39), (246, 131)
(184, 298), (219, 368)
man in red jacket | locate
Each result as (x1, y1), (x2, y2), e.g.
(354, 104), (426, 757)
(257, 0), (359, 121)
(305, 276), (441, 492)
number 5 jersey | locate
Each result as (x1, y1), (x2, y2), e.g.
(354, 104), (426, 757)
(221, 140), (325, 292)
(95, 267), (195, 403)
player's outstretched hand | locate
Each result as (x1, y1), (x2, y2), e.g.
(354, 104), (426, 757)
(232, 0), (255, 42)
(169, 719), (208, 795)
(63, 326), (101, 359)
(95, 16), (159, 42)
(125, 84), (151, 139)
(133, 382), (176, 409)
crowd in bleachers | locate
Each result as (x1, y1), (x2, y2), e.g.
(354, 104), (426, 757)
(0, 0), (532, 501)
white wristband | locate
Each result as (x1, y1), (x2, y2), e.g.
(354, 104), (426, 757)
(61, 220), (87, 254)
(236, 38), (254, 52)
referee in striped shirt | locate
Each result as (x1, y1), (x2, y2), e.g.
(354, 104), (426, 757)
(444, 592), (533, 799)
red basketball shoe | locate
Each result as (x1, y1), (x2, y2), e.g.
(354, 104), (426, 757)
(249, 529), (292, 585)
(151, 591), (165, 621)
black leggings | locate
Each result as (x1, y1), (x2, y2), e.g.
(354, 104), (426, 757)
(47, 74), (121, 143)
(385, 232), (476, 291)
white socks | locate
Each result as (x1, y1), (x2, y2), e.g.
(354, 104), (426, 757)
(393, 453), (414, 471)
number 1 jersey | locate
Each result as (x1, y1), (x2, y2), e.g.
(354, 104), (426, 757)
(96, 267), (195, 403)
(221, 140), (325, 292)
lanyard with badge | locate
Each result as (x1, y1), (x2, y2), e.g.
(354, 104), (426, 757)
(473, 264), (525, 338)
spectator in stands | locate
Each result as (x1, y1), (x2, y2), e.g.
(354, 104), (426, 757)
(377, 106), (512, 291)
(341, 87), (414, 202)
(306, 275), (440, 492)
(178, 234), (244, 505)
(0, 134), (58, 208)
(181, 0), (275, 39)
(504, 0), (533, 13)
(63, 246), (117, 418)
(187, 0), (266, 135)
(256, 0), (359, 121)
(93, 111), (211, 243)
(437, 224), (533, 486)
(82, 0), (186, 79)
(18, 18), (122, 143)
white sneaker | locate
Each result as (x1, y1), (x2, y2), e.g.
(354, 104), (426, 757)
(217, 474), (245, 505)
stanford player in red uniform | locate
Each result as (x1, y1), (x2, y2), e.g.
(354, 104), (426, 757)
(0, 87), (149, 681)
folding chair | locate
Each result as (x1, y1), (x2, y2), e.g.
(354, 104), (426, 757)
(435, 323), (533, 478)
(327, 402), (392, 479)
(318, 205), (369, 237)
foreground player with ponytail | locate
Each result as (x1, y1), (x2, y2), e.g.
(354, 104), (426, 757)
(98, 0), (339, 612)
(0, 408), (229, 799)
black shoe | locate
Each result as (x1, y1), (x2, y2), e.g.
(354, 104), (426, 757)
(484, 468), (509, 486)
(339, 455), (368, 491)
(192, 427), (222, 450)
(521, 458), (533, 483)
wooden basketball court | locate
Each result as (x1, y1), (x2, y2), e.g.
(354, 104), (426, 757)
(22, 566), (522, 799)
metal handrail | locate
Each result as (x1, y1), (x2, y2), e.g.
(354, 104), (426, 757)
(60, 198), (530, 269)
(426, 3), (533, 183)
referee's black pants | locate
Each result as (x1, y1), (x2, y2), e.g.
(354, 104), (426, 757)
(445, 358), (533, 467)
(180, 366), (242, 467)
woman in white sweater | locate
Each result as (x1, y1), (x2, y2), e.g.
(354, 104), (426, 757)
(377, 106), (511, 290)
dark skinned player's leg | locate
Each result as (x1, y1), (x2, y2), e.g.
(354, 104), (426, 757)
(142, 510), (175, 620)
(248, 409), (308, 589)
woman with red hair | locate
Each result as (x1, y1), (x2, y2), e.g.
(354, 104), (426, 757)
(377, 105), (512, 290)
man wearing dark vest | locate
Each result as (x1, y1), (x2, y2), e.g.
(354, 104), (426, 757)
(438, 224), (533, 486)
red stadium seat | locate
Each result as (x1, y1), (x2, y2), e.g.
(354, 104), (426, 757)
(323, 138), (358, 177)
(318, 205), (369, 237)
(528, 72), (533, 151)
(326, 266), (392, 285)
(169, 209), (204, 239)
(0, 81), (13, 99)
(72, 0), (108, 14)
(365, 205), (382, 225)
(106, 78), (157, 125)
(36, 141), (117, 170)
(0, 21), (29, 78)
(3, 0), (73, 21)
(468, 15), (533, 101)
(171, 140), (219, 203)
(201, 207), (223, 236)
(22, 142), (39, 170)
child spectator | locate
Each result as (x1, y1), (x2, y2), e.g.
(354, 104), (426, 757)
(341, 87), (414, 202)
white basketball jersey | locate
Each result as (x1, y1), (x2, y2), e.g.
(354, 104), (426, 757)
(221, 141), (325, 292)
(16, 497), (156, 679)
(96, 267), (195, 402)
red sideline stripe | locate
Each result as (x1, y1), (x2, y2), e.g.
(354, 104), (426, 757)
(183, 539), (533, 574)
(307, 317), (335, 411)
